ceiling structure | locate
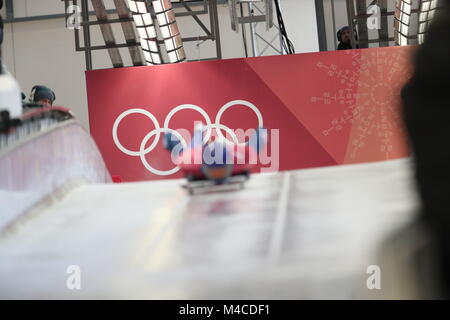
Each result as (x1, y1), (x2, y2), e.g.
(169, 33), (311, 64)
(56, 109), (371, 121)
(62, 0), (221, 70)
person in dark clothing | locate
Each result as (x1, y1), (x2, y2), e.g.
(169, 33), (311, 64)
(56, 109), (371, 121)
(402, 0), (450, 298)
(337, 26), (353, 50)
(30, 85), (56, 107)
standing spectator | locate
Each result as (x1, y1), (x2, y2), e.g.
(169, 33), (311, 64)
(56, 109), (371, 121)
(30, 85), (56, 108)
(337, 26), (353, 50)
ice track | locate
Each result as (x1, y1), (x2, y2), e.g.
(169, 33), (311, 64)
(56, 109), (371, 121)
(0, 157), (418, 299)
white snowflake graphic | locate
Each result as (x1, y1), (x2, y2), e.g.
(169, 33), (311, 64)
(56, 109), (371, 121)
(311, 49), (412, 160)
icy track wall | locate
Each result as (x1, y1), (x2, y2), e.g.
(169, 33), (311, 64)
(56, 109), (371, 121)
(0, 121), (111, 230)
(86, 46), (415, 182)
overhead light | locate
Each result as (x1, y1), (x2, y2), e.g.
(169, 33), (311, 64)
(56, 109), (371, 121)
(151, 0), (186, 63)
(417, 0), (439, 44)
(127, 0), (162, 65)
(394, 0), (412, 46)
(127, 0), (185, 65)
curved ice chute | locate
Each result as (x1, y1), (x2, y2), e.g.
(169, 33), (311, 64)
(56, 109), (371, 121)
(0, 73), (22, 119)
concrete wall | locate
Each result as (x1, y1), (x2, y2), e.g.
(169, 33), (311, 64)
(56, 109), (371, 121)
(1, 0), (319, 131)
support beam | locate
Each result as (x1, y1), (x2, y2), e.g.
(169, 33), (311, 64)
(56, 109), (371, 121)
(63, 0), (222, 69)
(377, 0), (389, 47)
(80, 0), (93, 70)
(179, 0), (211, 36)
(5, 0), (13, 20)
(91, 0), (124, 68)
(248, 3), (283, 57)
(114, 0), (145, 66)
(315, 0), (327, 52)
(209, 0), (222, 59)
(345, 0), (356, 49)
(355, 0), (368, 48)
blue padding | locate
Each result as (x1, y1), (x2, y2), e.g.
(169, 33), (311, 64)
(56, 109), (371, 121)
(248, 128), (268, 153)
(163, 132), (183, 155)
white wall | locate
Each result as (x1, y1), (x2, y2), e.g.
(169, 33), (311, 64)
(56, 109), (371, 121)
(2, 0), (319, 131)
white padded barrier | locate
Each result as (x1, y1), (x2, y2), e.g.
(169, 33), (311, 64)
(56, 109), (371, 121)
(0, 120), (111, 231)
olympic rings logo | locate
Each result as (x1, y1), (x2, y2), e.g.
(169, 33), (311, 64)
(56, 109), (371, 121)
(112, 100), (264, 176)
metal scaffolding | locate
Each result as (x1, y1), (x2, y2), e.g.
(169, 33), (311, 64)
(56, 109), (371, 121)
(91, 0), (125, 68)
(115, 0), (147, 66)
(247, 1), (283, 57)
(394, 0), (446, 46)
(345, 0), (392, 48)
(228, 0), (283, 57)
(228, 0), (272, 32)
(343, 0), (446, 48)
(62, 0), (222, 70)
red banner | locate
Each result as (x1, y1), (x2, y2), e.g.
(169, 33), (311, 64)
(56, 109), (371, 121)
(86, 46), (413, 182)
